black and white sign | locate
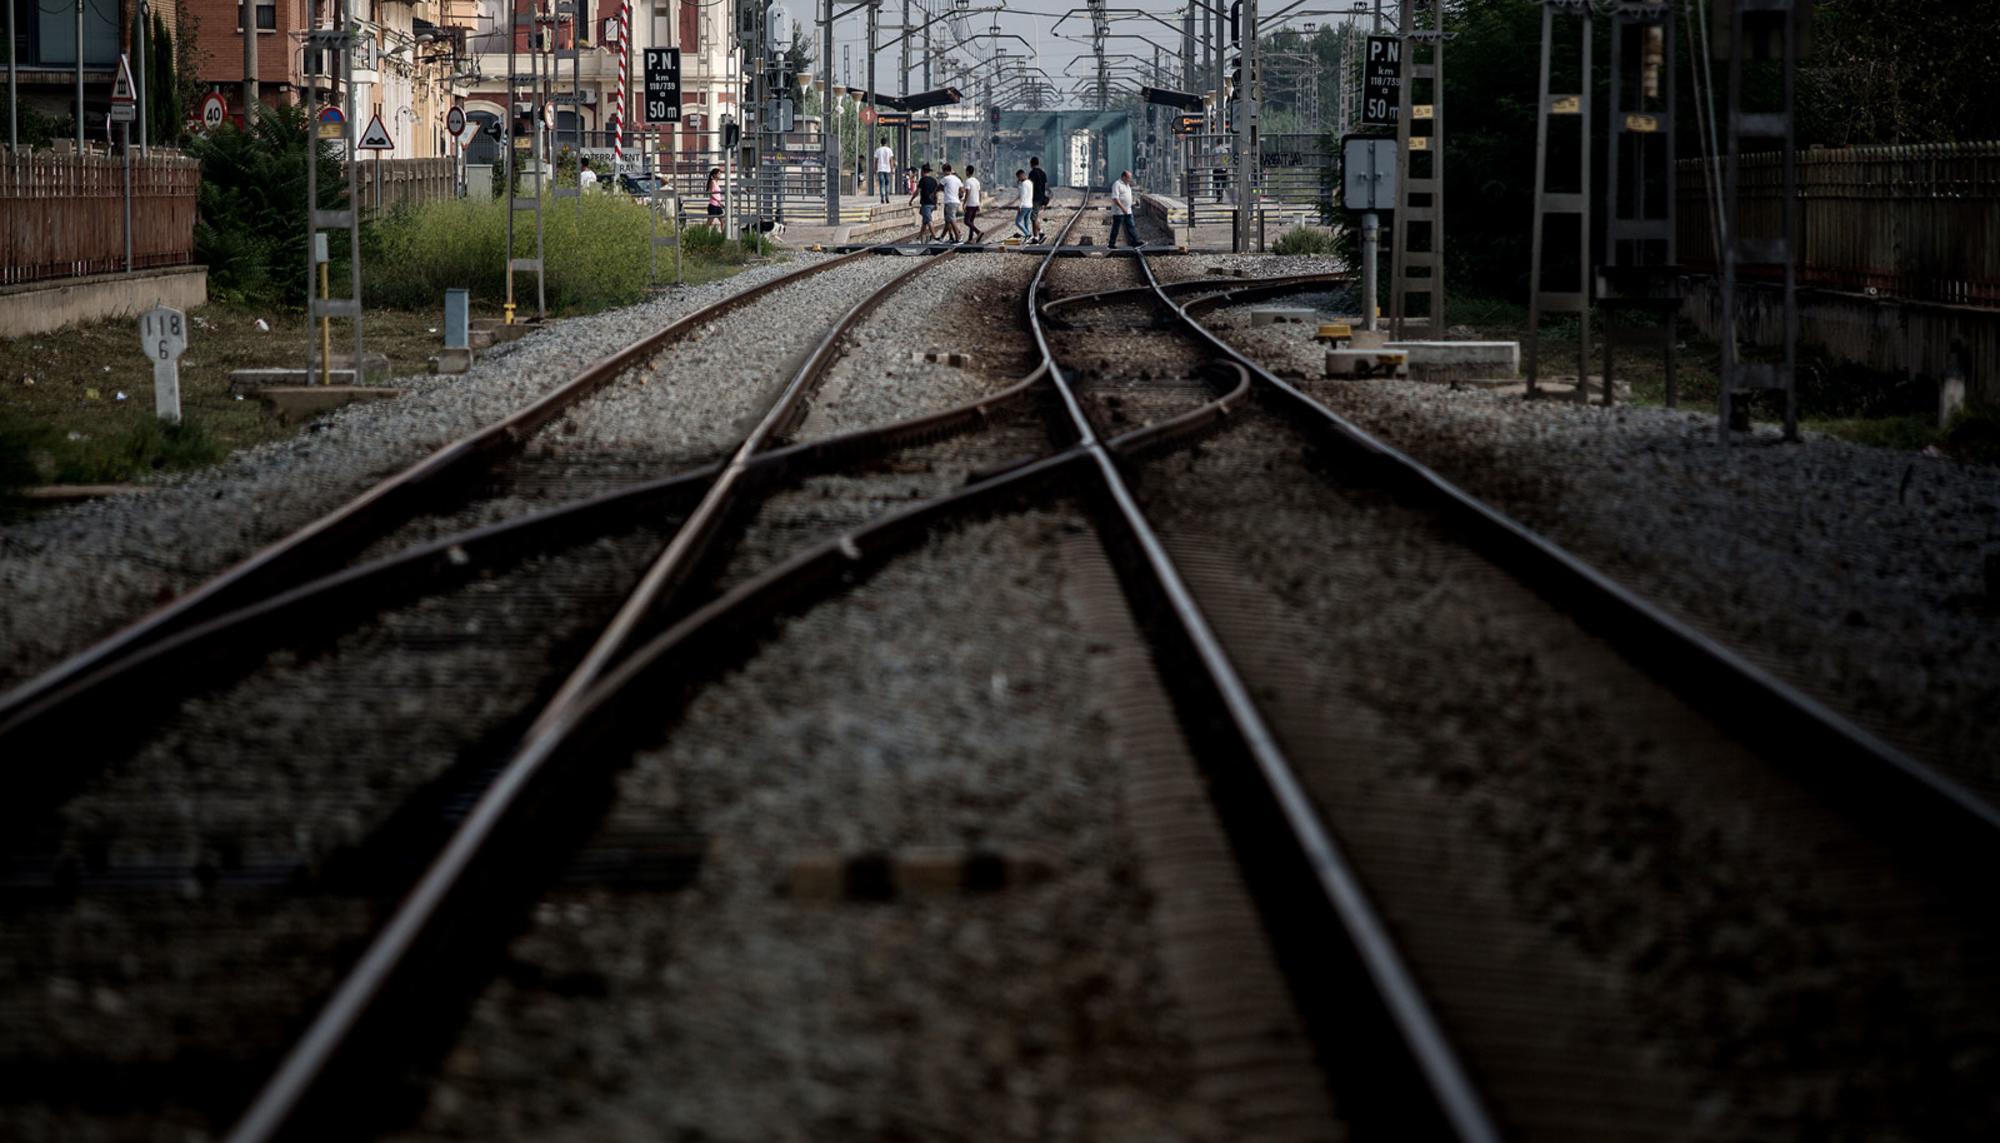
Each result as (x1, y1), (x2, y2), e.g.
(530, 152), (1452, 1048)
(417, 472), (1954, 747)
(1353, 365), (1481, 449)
(446, 105), (468, 140)
(110, 54), (137, 123)
(357, 113), (395, 151)
(1362, 35), (1401, 126)
(139, 305), (187, 424)
(643, 48), (683, 124)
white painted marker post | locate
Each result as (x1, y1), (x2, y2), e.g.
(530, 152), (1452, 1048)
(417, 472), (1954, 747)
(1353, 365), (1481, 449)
(140, 305), (188, 422)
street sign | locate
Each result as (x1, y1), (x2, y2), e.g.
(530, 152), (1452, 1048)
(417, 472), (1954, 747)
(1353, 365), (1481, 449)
(860, 105), (877, 126)
(110, 55), (137, 123)
(541, 102), (556, 130)
(643, 47), (682, 124)
(446, 105), (468, 140)
(139, 305), (187, 424)
(317, 105), (346, 139)
(199, 92), (228, 132)
(765, 98), (795, 133)
(1362, 35), (1401, 126)
(876, 111), (910, 128)
(357, 113), (394, 151)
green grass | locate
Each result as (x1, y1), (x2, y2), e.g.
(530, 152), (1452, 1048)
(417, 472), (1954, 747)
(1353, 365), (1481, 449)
(1272, 225), (1339, 256)
(368, 197), (778, 315)
(0, 410), (222, 489)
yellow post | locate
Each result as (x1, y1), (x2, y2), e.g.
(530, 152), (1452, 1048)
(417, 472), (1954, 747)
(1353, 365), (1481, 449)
(319, 259), (333, 386)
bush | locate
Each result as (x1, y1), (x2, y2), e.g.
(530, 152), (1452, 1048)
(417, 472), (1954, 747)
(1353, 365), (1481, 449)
(187, 104), (348, 306)
(1272, 226), (1339, 256)
(368, 194), (658, 314)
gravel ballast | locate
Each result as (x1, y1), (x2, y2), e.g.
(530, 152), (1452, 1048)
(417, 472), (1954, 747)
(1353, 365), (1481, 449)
(1205, 298), (2000, 788)
(393, 510), (1225, 1142)
(0, 252), (917, 692)
(1120, 408), (2000, 1138)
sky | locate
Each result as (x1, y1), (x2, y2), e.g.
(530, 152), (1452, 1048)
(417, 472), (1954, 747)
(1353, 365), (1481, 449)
(792, 0), (1386, 107)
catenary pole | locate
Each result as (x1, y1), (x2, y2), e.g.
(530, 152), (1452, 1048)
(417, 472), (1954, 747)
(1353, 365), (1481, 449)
(7, 0), (17, 148)
(243, 0), (260, 122)
(824, 0), (837, 223)
(74, 0), (83, 148)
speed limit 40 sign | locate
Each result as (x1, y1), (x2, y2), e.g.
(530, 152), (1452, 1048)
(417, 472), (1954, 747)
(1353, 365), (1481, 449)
(643, 48), (682, 124)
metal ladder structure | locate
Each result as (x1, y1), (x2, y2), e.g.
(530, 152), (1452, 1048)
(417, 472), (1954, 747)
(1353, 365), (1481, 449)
(553, 0), (583, 228)
(504, 0), (547, 325)
(1390, 0), (1444, 340)
(302, 0), (364, 382)
(1718, 0), (1802, 441)
(1524, 0), (1590, 399)
(1598, 0), (1680, 409)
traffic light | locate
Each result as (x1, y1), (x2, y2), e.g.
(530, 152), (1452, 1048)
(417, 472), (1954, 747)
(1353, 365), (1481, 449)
(1229, 57), (1242, 96)
(1229, 0), (1240, 43)
(722, 118), (741, 148)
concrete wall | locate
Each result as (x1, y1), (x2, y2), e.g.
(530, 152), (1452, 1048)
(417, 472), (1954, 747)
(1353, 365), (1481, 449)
(0, 266), (208, 337)
(1682, 278), (1999, 409)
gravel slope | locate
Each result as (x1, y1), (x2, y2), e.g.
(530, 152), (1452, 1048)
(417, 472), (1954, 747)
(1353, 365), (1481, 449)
(1204, 292), (2000, 792)
(0, 255), (879, 692)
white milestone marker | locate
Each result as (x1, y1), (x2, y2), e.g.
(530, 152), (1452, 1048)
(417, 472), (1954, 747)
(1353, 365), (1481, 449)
(140, 305), (189, 423)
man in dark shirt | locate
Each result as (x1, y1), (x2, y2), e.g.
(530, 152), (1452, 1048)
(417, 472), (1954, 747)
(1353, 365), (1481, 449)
(1027, 157), (1050, 244)
(909, 163), (940, 243)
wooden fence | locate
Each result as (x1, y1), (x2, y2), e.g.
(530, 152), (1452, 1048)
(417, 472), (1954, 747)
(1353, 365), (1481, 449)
(352, 157), (459, 216)
(0, 149), (201, 287)
(1679, 142), (2000, 308)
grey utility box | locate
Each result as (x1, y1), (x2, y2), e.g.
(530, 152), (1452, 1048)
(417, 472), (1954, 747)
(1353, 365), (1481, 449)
(1343, 136), (1398, 211)
(444, 289), (469, 350)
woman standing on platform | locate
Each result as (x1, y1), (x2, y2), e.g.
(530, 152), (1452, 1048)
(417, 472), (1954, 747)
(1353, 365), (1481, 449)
(706, 167), (724, 230)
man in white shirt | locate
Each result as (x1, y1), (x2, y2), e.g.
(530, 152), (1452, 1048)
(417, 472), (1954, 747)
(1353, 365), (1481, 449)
(1108, 170), (1138, 248)
(961, 165), (985, 244)
(873, 138), (895, 203)
(578, 157), (598, 192)
(937, 163), (964, 243)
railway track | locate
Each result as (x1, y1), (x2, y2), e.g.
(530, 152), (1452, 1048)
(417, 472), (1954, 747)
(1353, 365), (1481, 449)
(5, 195), (1997, 1139)
(1042, 209), (2000, 1136)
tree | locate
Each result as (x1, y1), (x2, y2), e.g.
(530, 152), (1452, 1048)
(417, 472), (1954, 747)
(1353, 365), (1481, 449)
(187, 104), (351, 304)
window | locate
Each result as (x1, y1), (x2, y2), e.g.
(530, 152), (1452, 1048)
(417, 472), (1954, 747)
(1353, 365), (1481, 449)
(238, 0), (277, 32)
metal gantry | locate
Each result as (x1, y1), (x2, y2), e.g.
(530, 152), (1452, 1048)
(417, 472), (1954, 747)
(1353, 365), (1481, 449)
(505, 0), (547, 324)
(302, 0), (364, 384)
(1718, 0), (1802, 441)
(1598, 0), (1679, 409)
(1390, 0), (1443, 339)
(1524, 0), (1590, 398)
(553, 0), (583, 228)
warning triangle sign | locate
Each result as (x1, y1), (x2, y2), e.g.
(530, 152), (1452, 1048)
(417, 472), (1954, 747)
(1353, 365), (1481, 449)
(356, 113), (395, 151)
(111, 54), (136, 104)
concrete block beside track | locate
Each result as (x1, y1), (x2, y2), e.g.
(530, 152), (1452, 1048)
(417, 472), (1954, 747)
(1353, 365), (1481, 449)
(1384, 340), (1521, 382)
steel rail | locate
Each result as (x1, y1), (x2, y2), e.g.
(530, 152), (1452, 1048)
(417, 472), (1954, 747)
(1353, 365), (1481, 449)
(224, 376), (1260, 1141)
(0, 232), (917, 730)
(0, 253), (1074, 790)
(1038, 271), (1345, 323)
(221, 193), (1262, 1141)
(1154, 257), (2000, 856)
(1032, 211), (1505, 1141)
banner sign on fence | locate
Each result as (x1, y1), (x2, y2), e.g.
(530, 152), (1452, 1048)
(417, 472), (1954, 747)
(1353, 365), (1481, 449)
(644, 48), (682, 124)
(1362, 35), (1400, 126)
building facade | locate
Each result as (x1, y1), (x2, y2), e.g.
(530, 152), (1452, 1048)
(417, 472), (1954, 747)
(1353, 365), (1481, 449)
(184, 0), (473, 156)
